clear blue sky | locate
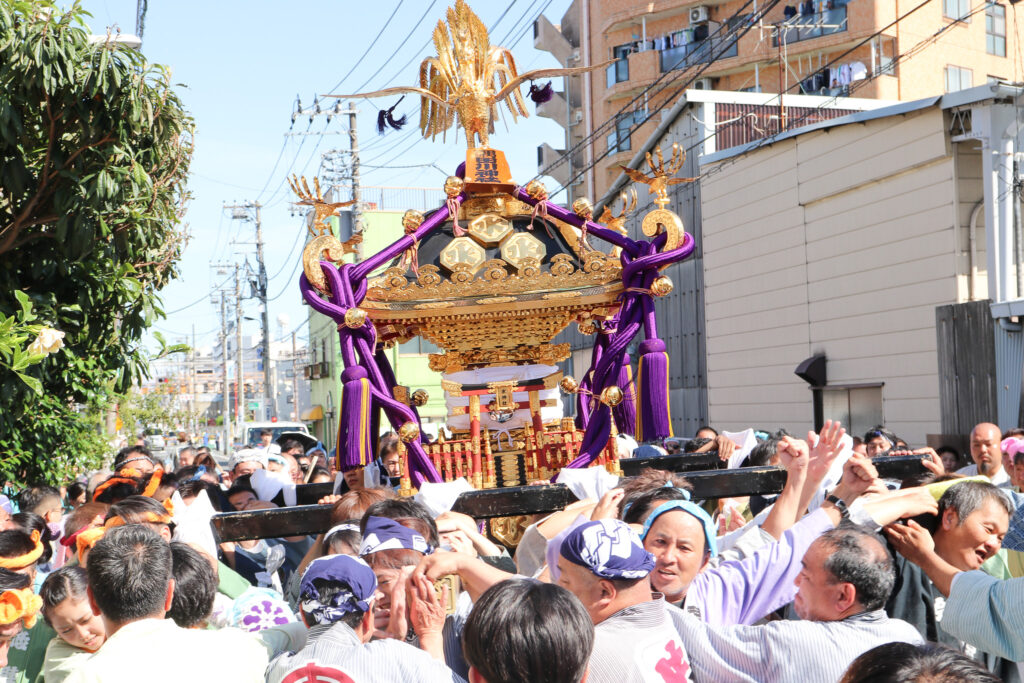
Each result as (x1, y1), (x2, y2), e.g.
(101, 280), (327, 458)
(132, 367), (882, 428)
(77, 0), (573, 356)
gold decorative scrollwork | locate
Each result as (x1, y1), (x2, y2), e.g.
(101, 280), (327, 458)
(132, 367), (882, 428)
(417, 265), (442, 287)
(641, 208), (685, 254)
(481, 259), (510, 281)
(549, 254), (575, 277)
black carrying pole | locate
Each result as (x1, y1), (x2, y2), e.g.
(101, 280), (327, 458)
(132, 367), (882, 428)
(210, 454), (928, 542)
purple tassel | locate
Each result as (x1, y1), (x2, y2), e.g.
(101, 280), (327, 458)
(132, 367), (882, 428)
(336, 366), (374, 472)
(613, 353), (637, 436)
(635, 338), (673, 441)
(376, 96), (407, 135)
(529, 81), (553, 104)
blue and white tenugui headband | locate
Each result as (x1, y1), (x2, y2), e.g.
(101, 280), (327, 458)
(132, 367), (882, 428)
(560, 519), (655, 580)
(299, 554), (377, 625)
(359, 516), (432, 556)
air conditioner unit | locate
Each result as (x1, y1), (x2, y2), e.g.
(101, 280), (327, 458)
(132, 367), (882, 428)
(573, 108), (584, 124)
(689, 6), (710, 23)
(693, 77), (714, 90)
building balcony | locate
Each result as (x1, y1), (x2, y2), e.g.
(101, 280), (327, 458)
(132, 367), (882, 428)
(536, 89), (568, 125)
(660, 36), (739, 72)
(537, 143), (570, 187)
(533, 13), (575, 67)
(772, 7), (848, 47)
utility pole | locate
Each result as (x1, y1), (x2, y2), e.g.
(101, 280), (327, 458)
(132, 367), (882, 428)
(235, 265), (245, 427)
(225, 201), (274, 421)
(218, 291), (230, 453)
(348, 106), (363, 260)
(291, 331), (299, 421)
(189, 324), (196, 439)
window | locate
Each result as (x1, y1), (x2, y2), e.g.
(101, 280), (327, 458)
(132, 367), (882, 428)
(821, 386), (883, 439)
(606, 110), (646, 155)
(945, 65), (973, 92)
(987, 3), (1006, 57)
(943, 0), (970, 20)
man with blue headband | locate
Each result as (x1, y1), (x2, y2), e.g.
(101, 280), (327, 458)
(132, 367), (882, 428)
(557, 518), (693, 682)
(266, 554), (464, 683)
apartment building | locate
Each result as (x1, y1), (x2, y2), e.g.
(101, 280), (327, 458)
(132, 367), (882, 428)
(535, 0), (1023, 201)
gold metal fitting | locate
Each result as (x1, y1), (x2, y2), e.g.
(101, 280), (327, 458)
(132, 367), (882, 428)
(577, 320), (599, 335)
(411, 389), (429, 407)
(444, 176), (465, 197)
(571, 197), (594, 220)
(344, 308), (367, 329)
(402, 209), (425, 231)
(525, 179), (548, 200)
(600, 385), (624, 407)
(559, 376), (579, 394)
(398, 421), (421, 443)
(650, 275), (674, 297)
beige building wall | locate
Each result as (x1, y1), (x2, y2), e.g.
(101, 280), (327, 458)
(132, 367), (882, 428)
(575, 0), (1024, 199)
(701, 106), (963, 443)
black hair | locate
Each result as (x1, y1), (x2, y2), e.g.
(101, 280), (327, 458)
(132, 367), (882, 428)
(0, 568), (30, 592)
(11, 512), (52, 564)
(17, 484), (61, 516)
(324, 519), (362, 555)
(300, 578), (365, 628)
(226, 476), (255, 500)
(259, 429), (272, 437)
(621, 487), (690, 526)
(176, 479), (227, 513)
(863, 426), (898, 447)
(104, 495), (175, 535)
(113, 446), (154, 471)
(683, 437), (712, 453)
(0, 528), (41, 568)
(463, 579), (593, 683)
(741, 429), (790, 467)
(40, 566), (89, 627)
(360, 498), (440, 549)
(86, 525), (172, 623)
(66, 482), (87, 503)
(695, 425), (718, 437)
(820, 525), (895, 611)
(167, 542), (217, 628)
(279, 438), (306, 454)
(840, 642), (1001, 683)
(92, 475), (143, 505)
(155, 471), (179, 496)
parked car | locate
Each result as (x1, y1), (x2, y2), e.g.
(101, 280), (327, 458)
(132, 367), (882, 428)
(236, 421), (311, 449)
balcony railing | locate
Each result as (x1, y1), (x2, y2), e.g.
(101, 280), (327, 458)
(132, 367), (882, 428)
(773, 7), (847, 46)
(660, 37), (739, 73)
(606, 58), (629, 87)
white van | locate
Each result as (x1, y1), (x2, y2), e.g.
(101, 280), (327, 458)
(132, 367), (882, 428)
(236, 421), (311, 449)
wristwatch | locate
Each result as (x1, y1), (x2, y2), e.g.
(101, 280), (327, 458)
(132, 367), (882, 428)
(825, 492), (850, 518)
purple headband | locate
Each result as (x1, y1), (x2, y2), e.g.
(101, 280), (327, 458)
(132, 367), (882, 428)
(299, 554), (378, 625)
(560, 519), (655, 580)
(359, 516), (432, 556)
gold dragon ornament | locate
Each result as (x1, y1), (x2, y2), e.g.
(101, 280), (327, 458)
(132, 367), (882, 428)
(289, 174), (362, 294)
(619, 143), (696, 253)
(328, 0), (610, 148)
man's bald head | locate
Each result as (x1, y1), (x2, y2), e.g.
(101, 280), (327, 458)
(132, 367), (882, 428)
(970, 422), (1003, 477)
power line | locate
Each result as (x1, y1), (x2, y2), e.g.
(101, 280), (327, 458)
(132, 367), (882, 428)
(325, 0), (406, 95)
(162, 273), (232, 315)
(695, 0), (988, 185)
(542, 0), (779, 193)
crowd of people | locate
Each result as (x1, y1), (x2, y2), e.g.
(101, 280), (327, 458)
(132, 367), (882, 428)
(0, 419), (1022, 681)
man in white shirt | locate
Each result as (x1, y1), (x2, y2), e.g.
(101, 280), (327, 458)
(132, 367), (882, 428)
(67, 525), (272, 683)
(957, 422), (1011, 488)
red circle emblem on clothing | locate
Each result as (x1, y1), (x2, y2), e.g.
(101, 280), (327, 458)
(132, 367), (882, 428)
(279, 662), (356, 683)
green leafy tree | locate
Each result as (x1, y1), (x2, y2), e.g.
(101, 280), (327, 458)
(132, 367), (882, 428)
(0, 1), (194, 483)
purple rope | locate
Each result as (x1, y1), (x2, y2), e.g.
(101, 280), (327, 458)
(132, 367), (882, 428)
(351, 196), (462, 282)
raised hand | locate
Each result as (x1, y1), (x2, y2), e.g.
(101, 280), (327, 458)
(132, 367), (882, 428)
(807, 420), (846, 481)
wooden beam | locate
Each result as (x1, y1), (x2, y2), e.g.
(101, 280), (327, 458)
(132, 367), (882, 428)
(211, 455), (928, 542)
